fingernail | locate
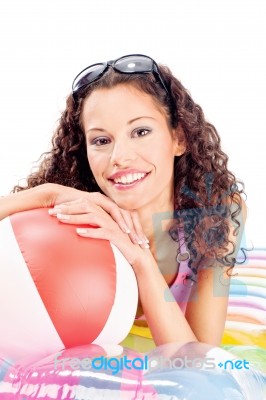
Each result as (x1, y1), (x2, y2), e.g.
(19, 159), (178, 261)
(123, 225), (131, 234)
(48, 208), (61, 215)
(144, 236), (150, 244)
(132, 233), (142, 244)
(143, 243), (150, 249)
(57, 213), (70, 220)
(136, 236), (143, 245)
(76, 228), (88, 234)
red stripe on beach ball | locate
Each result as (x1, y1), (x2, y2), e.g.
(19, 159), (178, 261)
(10, 208), (116, 348)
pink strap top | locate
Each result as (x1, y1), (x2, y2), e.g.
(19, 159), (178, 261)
(169, 227), (195, 313)
(136, 227), (196, 321)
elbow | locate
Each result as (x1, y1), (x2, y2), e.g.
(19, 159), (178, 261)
(196, 335), (223, 348)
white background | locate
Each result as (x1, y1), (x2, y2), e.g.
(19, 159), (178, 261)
(0, 0), (265, 247)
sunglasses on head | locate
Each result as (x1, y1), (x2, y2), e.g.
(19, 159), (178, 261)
(72, 54), (169, 101)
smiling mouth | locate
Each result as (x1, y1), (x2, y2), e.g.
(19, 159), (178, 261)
(109, 172), (150, 186)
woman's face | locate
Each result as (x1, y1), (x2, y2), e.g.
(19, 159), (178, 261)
(81, 84), (185, 212)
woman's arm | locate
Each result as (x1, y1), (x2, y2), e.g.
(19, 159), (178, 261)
(184, 267), (230, 346)
(133, 254), (198, 346)
(0, 185), (149, 250)
(0, 185), (48, 221)
(0, 183), (90, 221)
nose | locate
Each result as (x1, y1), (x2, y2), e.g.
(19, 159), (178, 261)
(110, 139), (137, 166)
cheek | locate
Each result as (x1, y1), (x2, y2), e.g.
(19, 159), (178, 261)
(87, 153), (109, 187)
(154, 142), (175, 164)
(86, 153), (101, 177)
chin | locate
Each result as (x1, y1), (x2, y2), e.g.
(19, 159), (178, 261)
(113, 198), (143, 211)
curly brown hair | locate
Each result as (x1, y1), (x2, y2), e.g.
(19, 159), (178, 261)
(13, 63), (246, 275)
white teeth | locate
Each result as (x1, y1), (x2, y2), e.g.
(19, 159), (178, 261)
(114, 173), (146, 184)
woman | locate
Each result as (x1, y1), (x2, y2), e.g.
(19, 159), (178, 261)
(0, 54), (246, 347)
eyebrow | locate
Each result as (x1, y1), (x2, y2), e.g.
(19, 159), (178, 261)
(127, 116), (156, 124)
(85, 116), (156, 134)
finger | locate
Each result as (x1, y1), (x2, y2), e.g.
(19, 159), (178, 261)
(49, 201), (132, 245)
(51, 192), (131, 235)
(119, 209), (142, 246)
(49, 201), (103, 218)
(131, 211), (150, 244)
(56, 211), (106, 227)
(76, 227), (110, 239)
(130, 210), (150, 249)
(119, 209), (149, 248)
(48, 199), (85, 215)
(88, 193), (132, 234)
(56, 198), (83, 206)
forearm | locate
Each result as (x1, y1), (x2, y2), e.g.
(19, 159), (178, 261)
(0, 184), (54, 221)
(134, 256), (198, 346)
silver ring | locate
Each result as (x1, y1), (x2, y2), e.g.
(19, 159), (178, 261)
(176, 251), (190, 263)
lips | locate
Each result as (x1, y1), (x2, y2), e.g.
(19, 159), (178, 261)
(108, 171), (150, 190)
(113, 172), (146, 185)
(108, 169), (149, 181)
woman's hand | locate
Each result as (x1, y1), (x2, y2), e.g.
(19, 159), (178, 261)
(39, 183), (91, 208)
(48, 195), (151, 271)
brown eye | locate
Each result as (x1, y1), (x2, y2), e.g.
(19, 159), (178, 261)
(91, 137), (110, 146)
(132, 128), (151, 138)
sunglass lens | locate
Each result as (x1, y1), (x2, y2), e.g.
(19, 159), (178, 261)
(115, 55), (153, 73)
(72, 64), (107, 92)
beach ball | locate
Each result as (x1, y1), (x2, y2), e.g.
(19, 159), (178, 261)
(0, 208), (138, 362)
